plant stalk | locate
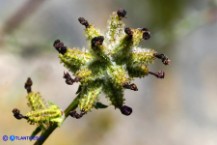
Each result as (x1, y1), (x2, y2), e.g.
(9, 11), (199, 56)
(34, 96), (80, 145)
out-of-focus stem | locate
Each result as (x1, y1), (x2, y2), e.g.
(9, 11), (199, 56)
(2, 0), (46, 34)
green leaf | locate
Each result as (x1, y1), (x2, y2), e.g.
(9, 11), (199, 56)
(94, 102), (108, 109)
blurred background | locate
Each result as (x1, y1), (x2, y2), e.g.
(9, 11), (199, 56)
(1, 0), (217, 145)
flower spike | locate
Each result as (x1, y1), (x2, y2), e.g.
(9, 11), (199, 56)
(13, 78), (64, 127)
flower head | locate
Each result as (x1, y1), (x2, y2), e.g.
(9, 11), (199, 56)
(13, 78), (64, 126)
(56, 9), (170, 117)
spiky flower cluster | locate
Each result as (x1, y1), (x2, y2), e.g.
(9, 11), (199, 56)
(12, 9), (170, 128)
(12, 78), (64, 129)
(53, 9), (170, 117)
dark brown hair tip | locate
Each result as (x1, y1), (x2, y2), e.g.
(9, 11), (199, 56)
(78, 17), (89, 28)
(120, 105), (133, 116)
(117, 9), (127, 18)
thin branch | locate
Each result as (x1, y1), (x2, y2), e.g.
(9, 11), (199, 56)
(0, 0), (46, 45)
(34, 95), (80, 145)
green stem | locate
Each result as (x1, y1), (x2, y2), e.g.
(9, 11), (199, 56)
(34, 95), (80, 145)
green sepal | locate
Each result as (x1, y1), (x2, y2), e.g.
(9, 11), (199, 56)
(112, 35), (133, 64)
(59, 48), (92, 73)
(127, 64), (149, 78)
(26, 104), (63, 125)
(85, 25), (102, 40)
(107, 65), (129, 87)
(106, 11), (125, 43)
(94, 102), (108, 109)
(130, 48), (156, 65)
(103, 80), (124, 108)
(79, 82), (102, 112)
(131, 29), (143, 46)
(26, 92), (47, 111)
